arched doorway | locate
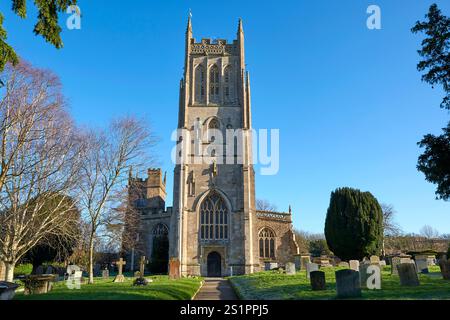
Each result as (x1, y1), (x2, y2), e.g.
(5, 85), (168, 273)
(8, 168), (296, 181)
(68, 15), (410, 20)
(149, 223), (169, 274)
(207, 251), (221, 277)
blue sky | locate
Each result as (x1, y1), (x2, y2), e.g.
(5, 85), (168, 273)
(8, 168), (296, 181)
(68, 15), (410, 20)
(2, 0), (449, 234)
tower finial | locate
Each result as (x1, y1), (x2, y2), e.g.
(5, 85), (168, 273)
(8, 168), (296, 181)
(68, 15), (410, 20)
(237, 17), (244, 34)
(186, 9), (193, 33)
(288, 205), (292, 214)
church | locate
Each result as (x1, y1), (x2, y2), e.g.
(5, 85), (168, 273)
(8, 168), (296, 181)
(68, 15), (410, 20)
(126, 18), (299, 277)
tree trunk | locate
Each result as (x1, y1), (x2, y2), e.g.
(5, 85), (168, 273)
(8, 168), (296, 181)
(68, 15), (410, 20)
(5, 261), (15, 282)
(88, 233), (95, 284)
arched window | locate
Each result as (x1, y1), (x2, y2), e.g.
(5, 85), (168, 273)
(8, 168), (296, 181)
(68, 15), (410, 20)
(209, 65), (219, 103)
(152, 223), (169, 237)
(223, 66), (233, 103)
(200, 192), (228, 240)
(259, 228), (275, 259)
(195, 65), (205, 103)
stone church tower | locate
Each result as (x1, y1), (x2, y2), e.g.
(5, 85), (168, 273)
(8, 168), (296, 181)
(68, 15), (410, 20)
(126, 18), (299, 277)
(170, 17), (258, 277)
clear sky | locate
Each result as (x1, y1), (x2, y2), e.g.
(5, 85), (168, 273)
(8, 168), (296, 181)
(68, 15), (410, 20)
(2, 0), (449, 234)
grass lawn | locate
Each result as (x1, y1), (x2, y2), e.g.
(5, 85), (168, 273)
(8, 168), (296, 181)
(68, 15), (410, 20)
(14, 275), (203, 300)
(229, 266), (450, 300)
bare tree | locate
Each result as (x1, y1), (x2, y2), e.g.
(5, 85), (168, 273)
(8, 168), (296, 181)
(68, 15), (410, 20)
(420, 225), (440, 239)
(380, 203), (403, 257)
(256, 199), (278, 211)
(381, 204), (402, 236)
(78, 117), (155, 284)
(0, 61), (82, 281)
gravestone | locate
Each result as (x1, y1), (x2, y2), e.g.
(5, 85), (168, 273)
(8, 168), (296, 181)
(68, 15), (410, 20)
(133, 256), (150, 286)
(23, 274), (57, 294)
(300, 256), (311, 270)
(391, 256), (413, 275)
(438, 259), (450, 280)
(306, 263), (319, 279)
(379, 260), (386, 267)
(310, 271), (326, 291)
(35, 265), (44, 275)
(169, 258), (181, 280)
(45, 265), (56, 275)
(415, 258), (428, 273)
(285, 262), (296, 275)
(397, 263), (420, 286)
(338, 262), (350, 268)
(370, 255), (380, 265)
(335, 269), (361, 298)
(294, 255), (301, 270)
(102, 268), (109, 279)
(113, 258), (126, 283)
(349, 260), (359, 271)
(360, 264), (381, 290)
(264, 262), (278, 271)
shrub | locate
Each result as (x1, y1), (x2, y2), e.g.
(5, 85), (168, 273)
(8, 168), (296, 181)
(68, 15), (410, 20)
(324, 187), (383, 261)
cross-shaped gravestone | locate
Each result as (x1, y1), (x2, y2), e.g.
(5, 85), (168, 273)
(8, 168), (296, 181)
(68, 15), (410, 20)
(113, 258), (126, 283)
(139, 256), (148, 278)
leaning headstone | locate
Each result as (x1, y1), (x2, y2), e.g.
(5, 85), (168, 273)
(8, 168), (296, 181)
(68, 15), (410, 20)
(397, 263), (420, 286)
(335, 269), (361, 298)
(359, 264), (381, 290)
(310, 271), (326, 291)
(306, 263), (319, 279)
(349, 260), (360, 271)
(438, 259), (450, 280)
(113, 258), (126, 283)
(415, 258), (428, 274)
(102, 268), (109, 279)
(285, 262), (296, 275)
(370, 255), (380, 265)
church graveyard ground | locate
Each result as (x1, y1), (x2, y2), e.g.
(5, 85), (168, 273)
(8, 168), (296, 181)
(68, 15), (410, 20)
(229, 264), (450, 300)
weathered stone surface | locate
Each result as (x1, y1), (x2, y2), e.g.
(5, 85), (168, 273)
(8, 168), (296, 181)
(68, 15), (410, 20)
(300, 256), (311, 270)
(391, 256), (413, 275)
(335, 269), (361, 298)
(169, 258), (181, 280)
(415, 259), (428, 273)
(22, 275), (57, 295)
(397, 263), (420, 286)
(349, 260), (359, 271)
(285, 262), (296, 275)
(439, 259), (450, 280)
(379, 260), (386, 267)
(102, 269), (109, 279)
(306, 263), (319, 279)
(370, 255), (380, 264)
(338, 262), (350, 268)
(0, 261), (5, 281)
(310, 271), (326, 291)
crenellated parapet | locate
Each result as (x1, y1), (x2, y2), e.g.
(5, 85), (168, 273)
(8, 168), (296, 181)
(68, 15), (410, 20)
(190, 38), (239, 56)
